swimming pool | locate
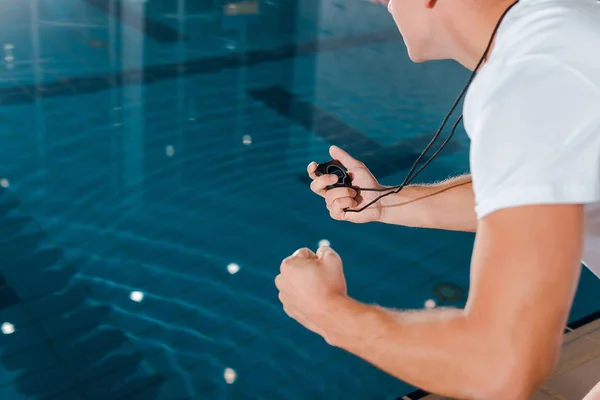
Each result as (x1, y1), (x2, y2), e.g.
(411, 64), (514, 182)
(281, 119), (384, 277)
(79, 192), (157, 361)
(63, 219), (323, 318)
(1, 0), (599, 399)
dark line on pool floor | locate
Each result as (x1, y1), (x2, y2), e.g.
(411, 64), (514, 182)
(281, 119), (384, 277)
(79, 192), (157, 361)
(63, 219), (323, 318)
(248, 85), (382, 156)
(0, 30), (399, 106)
(0, 274), (20, 310)
(247, 85), (465, 182)
(82, 0), (185, 43)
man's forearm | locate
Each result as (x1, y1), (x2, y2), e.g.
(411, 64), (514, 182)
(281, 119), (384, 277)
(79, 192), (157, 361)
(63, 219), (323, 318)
(378, 174), (477, 232)
(319, 297), (519, 400)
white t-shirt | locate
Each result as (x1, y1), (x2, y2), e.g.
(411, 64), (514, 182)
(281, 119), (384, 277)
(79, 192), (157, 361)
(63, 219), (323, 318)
(463, 0), (600, 277)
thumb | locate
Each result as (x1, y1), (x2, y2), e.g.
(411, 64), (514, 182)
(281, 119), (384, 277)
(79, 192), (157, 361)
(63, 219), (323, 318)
(316, 246), (342, 264)
(329, 146), (363, 169)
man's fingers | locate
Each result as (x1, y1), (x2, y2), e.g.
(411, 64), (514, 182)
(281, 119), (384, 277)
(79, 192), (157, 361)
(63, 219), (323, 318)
(275, 274), (283, 289)
(278, 293), (295, 318)
(292, 247), (317, 259)
(329, 197), (358, 220)
(317, 245), (341, 262)
(281, 251), (310, 276)
(307, 162), (318, 179)
(324, 187), (358, 219)
(281, 247), (317, 270)
(282, 306), (294, 318)
(325, 187), (357, 205)
(329, 145), (364, 169)
(310, 175), (339, 196)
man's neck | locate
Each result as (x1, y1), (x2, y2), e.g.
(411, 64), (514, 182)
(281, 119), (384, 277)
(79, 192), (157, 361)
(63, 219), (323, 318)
(447, 0), (519, 70)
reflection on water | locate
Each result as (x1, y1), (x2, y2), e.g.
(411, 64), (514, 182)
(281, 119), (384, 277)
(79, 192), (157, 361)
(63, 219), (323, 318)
(1, 323), (15, 335)
(0, 189), (165, 399)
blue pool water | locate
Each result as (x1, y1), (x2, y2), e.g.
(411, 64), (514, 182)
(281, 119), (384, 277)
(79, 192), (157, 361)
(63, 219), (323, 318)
(1, 0), (599, 399)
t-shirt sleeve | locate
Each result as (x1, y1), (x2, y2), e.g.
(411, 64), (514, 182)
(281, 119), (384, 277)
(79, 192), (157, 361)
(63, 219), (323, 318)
(470, 60), (600, 219)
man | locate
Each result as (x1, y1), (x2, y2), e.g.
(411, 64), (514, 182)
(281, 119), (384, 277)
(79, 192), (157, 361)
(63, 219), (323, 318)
(274, 0), (600, 398)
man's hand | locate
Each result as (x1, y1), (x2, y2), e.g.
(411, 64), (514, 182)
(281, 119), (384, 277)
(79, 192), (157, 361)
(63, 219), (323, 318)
(273, 204), (584, 400)
(308, 146), (386, 224)
(275, 246), (347, 341)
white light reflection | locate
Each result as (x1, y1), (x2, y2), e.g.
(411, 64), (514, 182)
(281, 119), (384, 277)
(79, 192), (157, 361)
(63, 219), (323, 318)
(4, 43), (14, 68)
(0, 178), (9, 188)
(130, 291), (144, 303)
(1, 322), (15, 335)
(318, 239), (330, 247)
(424, 299), (436, 309)
(165, 145), (174, 157)
(224, 368), (237, 384)
(227, 263), (240, 275)
(242, 135), (252, 145)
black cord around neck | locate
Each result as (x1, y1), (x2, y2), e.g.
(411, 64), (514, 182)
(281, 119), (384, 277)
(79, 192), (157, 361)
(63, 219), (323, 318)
(345, 0), (520, 213)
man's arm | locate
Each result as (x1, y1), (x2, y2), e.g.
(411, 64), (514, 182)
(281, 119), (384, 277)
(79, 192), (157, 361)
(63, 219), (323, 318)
(379, 175), (478, 232)
(319, 204), (584, 399)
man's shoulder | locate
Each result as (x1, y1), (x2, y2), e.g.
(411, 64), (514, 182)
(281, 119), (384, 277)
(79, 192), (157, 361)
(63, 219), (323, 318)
(473, 0), (600, 87)
(499, 0), (600, 56)
(488, 0), (600, 84)
(464, 54), (600, 137)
